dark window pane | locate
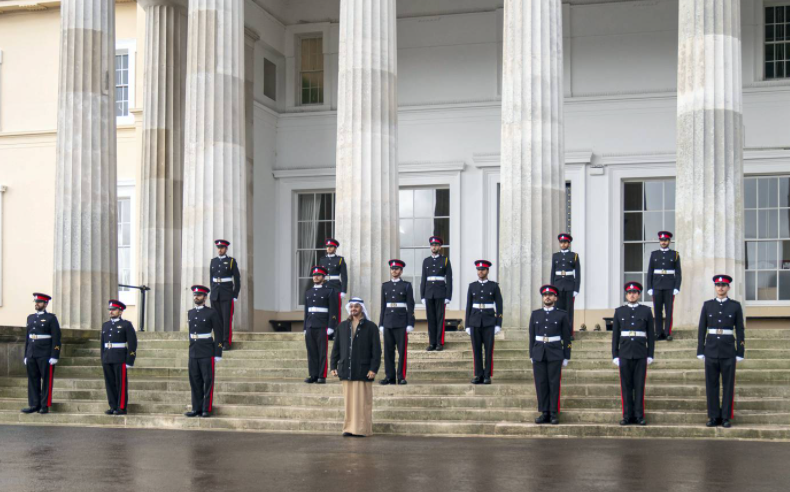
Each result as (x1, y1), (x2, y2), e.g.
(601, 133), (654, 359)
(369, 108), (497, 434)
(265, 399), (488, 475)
(644, 181), (664, 211)
(624, 213), (643, 241)
(435, 189), (450, 217)
(302, 88), (310, 103)
(624, 243), (643, 272)
(433, 218), (450, 244)
(778, 7), (785, 24)
(318, 193), (333, 221)
(782, 241), (790, 269)
(767, 44), (775, 62)
(767, 6), (775, 24)
(778, 25), (786, 41)
(777, 43), (786, 62)
(778, 61), (786, 78)
(316, 222), (332, 247)
(264, 58), (277, 100)
(745, 177), (757, 209)
(297, 251), (316, 275)
(665, 181), (676, 210)
(767, 62), (775, 79)
(767, 25), (775, 42)
(643, 243), (656, 273)
(746, 241), (757, 270)
(780, 272), (790, 301)
(758, 271), (778, 300)
(624, 182), (643, 211)
(745, 210), (757, 239)
(746, 271), (756, 301)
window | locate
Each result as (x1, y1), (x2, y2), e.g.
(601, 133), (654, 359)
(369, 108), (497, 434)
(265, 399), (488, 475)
(745, 176), (790, 301)
(296, 192), (335, 302)
(399, 188), (451, 304)
(118, 197), (132, 292)
(622, 180), (676, 302)
(565, 182), (572, 233)
(299, 37), (324, 105)
(264, 58), (277, 101)
(116, 50), (129, 117)
(766, 4), (790, 79)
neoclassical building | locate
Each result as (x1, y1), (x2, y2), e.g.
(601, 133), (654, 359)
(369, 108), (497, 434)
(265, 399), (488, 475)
(0, 0), (788, 332)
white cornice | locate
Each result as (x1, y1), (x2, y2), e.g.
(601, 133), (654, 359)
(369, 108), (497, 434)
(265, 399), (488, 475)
(472, 150), (594, 168)
(273, 161), (466, 180)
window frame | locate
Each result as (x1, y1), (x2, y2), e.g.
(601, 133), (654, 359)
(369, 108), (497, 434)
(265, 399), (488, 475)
(284, 23), (331, 113)
(117, 180), (136, 305)
(763, 2), (790, 80)
(297, 36), (324, 106)
(115, 39), (136, 126)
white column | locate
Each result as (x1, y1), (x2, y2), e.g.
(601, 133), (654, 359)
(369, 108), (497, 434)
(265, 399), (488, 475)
(53, 0), (118, 329)
(138, 0), (188, 332)
(499, 0), (565, 328)
(335, 0), (399, 316)
(180, 0), (249, 329)
(675, 0), (744, 325)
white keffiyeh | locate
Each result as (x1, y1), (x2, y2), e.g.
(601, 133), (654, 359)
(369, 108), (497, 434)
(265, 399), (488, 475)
(345, 297), (370, 319)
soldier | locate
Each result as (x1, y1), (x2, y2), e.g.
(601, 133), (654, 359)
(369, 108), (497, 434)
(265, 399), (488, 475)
(612, 282), (655, 426)
(550, 233), (581, 336)
(304, 265), (339, 384)
(210, 239), (241, 350)
(319, 238), (348, 325)
(420, 236), (453, 351)
(100, 300), (138, 416)
(464, 260), (503, 385)
(21, 293), (61, 414)
(646, 231), (682, 341)
(185, 285), (223, 418)
(379, 259), (415, 386)
(697, 275), (745, 428)
(529, 285), (571, 425)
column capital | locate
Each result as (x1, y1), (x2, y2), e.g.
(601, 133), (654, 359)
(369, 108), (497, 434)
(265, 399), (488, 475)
(137, 0), (187, 10)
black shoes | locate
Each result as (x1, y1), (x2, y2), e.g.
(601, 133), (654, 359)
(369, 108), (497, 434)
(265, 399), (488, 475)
(304, 377), (317, 384)
(342, 432), (353, 437)
(398, 380), (408, 385)
(620, 418), (629, 426)
(706, 418), (719, 427)
(435, 345), (444, 352)
(722, 419), (731, 428)
(21, 407), (40, 414)
(105, 409), (116, 415)
(483, 377), (492, 385)
(184, 411), (200, 418)
(426, 345), (436, 352)
(471, 377), (483, 385)
(379, 379), (392, 385)
(114, 409), (127, 415)
(637, 418), (647, 426)
(38, 407), (49, 414)
(666, 335), (673, 342)
(535, 413), (550, 424)
(201, 412), (211, 418)
(550, 414), (559, 425)
(316, 378), (326, 384)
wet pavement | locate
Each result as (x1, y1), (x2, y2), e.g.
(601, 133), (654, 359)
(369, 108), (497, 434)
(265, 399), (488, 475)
(0, 426), (788, 492)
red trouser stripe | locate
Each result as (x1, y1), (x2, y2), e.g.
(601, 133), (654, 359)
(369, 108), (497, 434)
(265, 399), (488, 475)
(322, 332), (328, 378)
(228, 299), (235, 345)
(402, 333), (408, 380)
(208, 358), (215, 412)
(668, 295), (675, 335)
(47, 364), (55, 407)
(440, 305), (446, 345)
(120, 364), (127, 410)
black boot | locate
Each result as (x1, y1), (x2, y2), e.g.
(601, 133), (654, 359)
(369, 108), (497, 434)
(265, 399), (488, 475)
(21, 407), (40, 414)
(38, 406), (49, 414)
(535, 413), (550, 424)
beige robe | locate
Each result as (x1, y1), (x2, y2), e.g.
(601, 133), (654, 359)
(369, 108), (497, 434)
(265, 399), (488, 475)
(341, 319), (374, 436)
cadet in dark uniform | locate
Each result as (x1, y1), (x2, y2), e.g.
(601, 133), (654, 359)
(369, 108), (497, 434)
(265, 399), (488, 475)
(210, 239), (241, 349)
(379, 259), (415, 385)
(22, 293), (61, 414)
(420, 236), (453, 351)
(646, 231), (682, 341)
(697, 275), (745, 428)
(185, 285), (223, 418)
(100, 300), (137, 415)
(465, 260), (503, 385)
(304, 266), (339, 384)
(319, 238), (348, 330)
(529, 285), (571, 425)
(550, 233), (581, 335)
(612, 282), (655, 426)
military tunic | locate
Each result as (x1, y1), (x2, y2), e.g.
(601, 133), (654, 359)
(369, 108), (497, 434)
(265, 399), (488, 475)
(187, 306), (223, 414)
(611, 304), (655, 421)
(210, 255), (241, 348)
(420, 254), (453, 348)
(24, 311), (62, 410)
(318, 254), (348, 296)
(465, 280), (503, 380)
(528, 308), (572, 415)
(550, 250), (581, 333)
(100, 318), (137, 412)
(304, 285), (339, 380)
(379, 279), (415, 382)
(646, 249), (682, 338)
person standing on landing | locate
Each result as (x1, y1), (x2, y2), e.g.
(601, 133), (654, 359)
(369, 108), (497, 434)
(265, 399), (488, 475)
(420, 236), (453, 352)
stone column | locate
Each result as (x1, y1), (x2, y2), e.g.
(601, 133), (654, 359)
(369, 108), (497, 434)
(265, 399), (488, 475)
(53, 0), (118, 329)
(498, 0), (565, 328)
(180, 0), (249, 330)
(138, 0), (187, 332)
(335, 0), (399, 317)
(675, 0), (744, 325)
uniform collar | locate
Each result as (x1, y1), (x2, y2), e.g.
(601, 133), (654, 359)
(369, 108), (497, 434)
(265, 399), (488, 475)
(478, 279), (489, 284)
(218, 255), (227, 259)
(326, 254), (336, 258)
(660, 248), (669, 252)
(195, 305), (204, 310)
(313, 284), (323, 289)
(431, 254), (440, 259)
(543, 307), (555, 312)
(716, 297), (729, 303)
(560, 249), (569, 254)
(111, 317), (121, 323)
(627, 303), (640, 308)
(36, 310), (47, 316)
(391, 278), (401, 282)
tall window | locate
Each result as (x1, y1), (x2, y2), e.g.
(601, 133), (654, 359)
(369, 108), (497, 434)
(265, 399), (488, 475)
(623, 180), (676, 302)
(565, 182), (572, 233)
(399, 188), (451, 304)
(300, 37), (324, 105)
(115, 50), (129, 117)
(118, 198), (132, 292)
(745, 176), (790, 301)
(264, 58), (277, 101)
(296, 192), (335, 301)
(765, 4), (790, 79)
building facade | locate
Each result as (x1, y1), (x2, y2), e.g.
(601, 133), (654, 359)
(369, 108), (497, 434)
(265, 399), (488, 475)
(0, 0), (788, 331)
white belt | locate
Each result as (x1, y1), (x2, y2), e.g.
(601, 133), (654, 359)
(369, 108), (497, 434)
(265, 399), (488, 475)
(472, 303), (496, 309)
(190, 333), (213, 340)
(535, 336), (561, 343)
(427, 276), (446, 282)
(213, 277), (233, 283)
(708, 329), (734, 336)
(326, 275), (341, 281)
(29, 334), (52, 340)
(104, 342), (128, 349)
(556, 271), (575, 277)
(386, 303), (408, 308)
(623, 331), (647, 337)
(653, 269), (676, 275)
(308, 307), (329, 313)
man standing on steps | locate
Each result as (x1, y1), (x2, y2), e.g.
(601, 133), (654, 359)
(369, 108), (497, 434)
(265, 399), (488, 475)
(697, 275), (745, 429)
(210, 239), (241, 350)
(21, 293), (61, 415)
(100, 300), (137, 416)
(550, 233), (581, 337)
(304, 266), (339, 384)
(529, 285), (571, 425)
(185, 285), (223, 418)
(465, 260), (503, 385)
(646, 231), (682, 341)
(319, 238), (348, 339)
(421, 236), (453, 352)
(612, 282), (655, 426)
(379, 259), (415, 386)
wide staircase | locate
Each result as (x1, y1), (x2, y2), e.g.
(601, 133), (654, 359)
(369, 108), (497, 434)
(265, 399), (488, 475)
(1, 327), (789, 440)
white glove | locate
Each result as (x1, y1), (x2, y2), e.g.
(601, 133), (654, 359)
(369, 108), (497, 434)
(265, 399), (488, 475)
(303, 330), (307, 335)
(49, 358), (58, 365)
(647, 289), (653, 296)
(494, 326), (501, 335)
(612, 358), (620, 367)
(23, 358), (27, 365)
(406, 326), (414, 333)
(736, 356), (744, 362)
(327, 328), (335, 336)
(697, 355), (705, 360)
(673, 289), (680, 296)
(562, 359), (569, 367)
(233, 298), (238, 302)
(214, 357), (222, 362)
(465, 327), (471, 335)
(379, 326), (384, 334)
(340, 292), (346, 299)
(421, 299), (426, 307)
(647, 357), (654, 365)
(573, 291), (579, 298)
(530, 358), (534, 364)
(126, 364), (133, 369)
(444, 299), (451, 305)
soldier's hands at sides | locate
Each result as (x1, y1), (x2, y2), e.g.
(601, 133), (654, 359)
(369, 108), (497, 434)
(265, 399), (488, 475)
(126, 364), (133, 369)
(304, 330), (307, 335)
(421, 299), (426, 307)
(529, 358), (534, 364)
(736, 356), (744, 362)
(612, 358), (620, 367)
(647, 357), (654, 365)
(406, 326), (414, 333)
(494, 326), (501, 335)
(697, 355), (705, 360)
(331, 369), (338, 377)
(573, 291), (579, 298)
(48, 358), (58, 365)
(465, 327), (471, 335)
(23, 358), (27, 366)
(214, 357), (222, 363)
(234, 298), (238, 302)
(379, 326), (384, 334)
(647, 289), (654, 296)
(444, 299), (451, 305)
(327, 328), (335, 336)
(340, 293), (346, 299)
(673, 289), (680, 296)
(562, 359), (569, 367)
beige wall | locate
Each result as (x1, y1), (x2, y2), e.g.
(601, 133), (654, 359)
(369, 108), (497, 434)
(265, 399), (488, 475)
(0, 3), (141, 327)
